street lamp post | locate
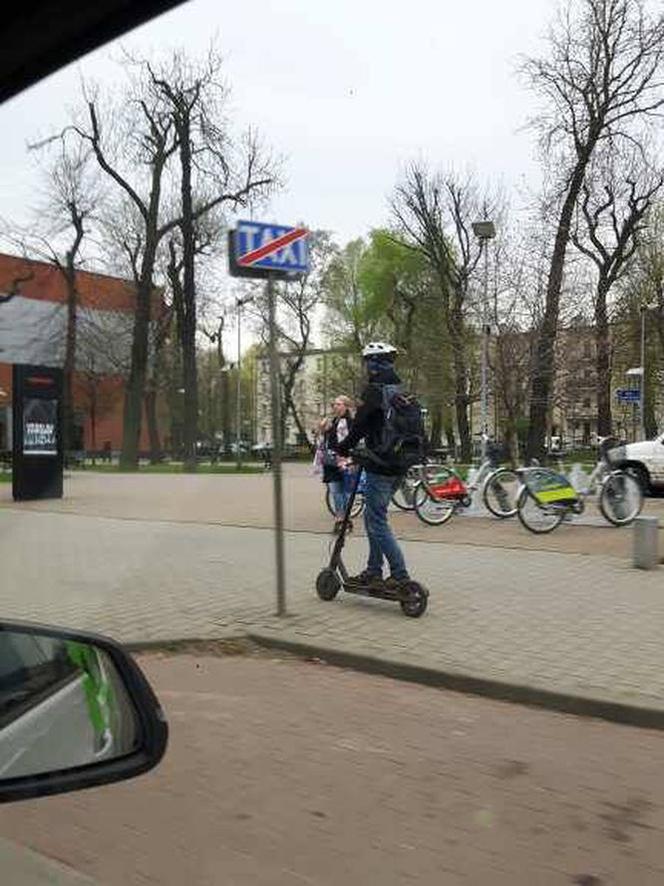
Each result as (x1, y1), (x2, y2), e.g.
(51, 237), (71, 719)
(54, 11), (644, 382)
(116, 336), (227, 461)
(626, 367), (644, 441)
(472, 220), (496, 461)
(235, 295), (253, 469)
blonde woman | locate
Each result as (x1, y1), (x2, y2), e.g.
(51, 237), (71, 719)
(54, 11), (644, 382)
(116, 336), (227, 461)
(320, 395), (354, 533)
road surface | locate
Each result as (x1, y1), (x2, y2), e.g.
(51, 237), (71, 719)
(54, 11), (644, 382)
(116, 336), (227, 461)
(1, 652), (663, 885)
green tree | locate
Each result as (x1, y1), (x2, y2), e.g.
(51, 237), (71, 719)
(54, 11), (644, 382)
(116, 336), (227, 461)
(357, 229), (454, 448)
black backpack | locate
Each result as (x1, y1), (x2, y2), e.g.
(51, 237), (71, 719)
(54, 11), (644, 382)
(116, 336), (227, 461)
(372, 383), (427, 471)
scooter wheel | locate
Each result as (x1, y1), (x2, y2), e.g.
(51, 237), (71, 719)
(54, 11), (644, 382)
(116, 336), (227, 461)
(316, 568), (341, 601)
(399, 582), (429, 618)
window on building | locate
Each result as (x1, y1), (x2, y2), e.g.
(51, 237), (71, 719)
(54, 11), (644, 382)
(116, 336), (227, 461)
(583, 397), (591, 409)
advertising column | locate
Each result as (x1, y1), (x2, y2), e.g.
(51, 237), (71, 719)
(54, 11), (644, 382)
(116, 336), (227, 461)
(12, 364), (63, 501)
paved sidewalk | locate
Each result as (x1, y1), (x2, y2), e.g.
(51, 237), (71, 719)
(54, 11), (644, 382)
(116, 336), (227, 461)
(3, 467), (664, 558)
(2, 504), (664, 721)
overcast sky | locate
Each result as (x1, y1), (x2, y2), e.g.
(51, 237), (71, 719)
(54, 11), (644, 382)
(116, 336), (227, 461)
(1, 0), (558, 247)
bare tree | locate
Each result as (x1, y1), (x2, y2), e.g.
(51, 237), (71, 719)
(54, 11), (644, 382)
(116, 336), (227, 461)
(143, 48), (275, 470)
(615, 203), (664, 436)
(0, 267), (34, 305)
(198, 312), (232, 453)
(62, 84), (180, 468)
(521, 0), (664, 458)
(392, 163), (488, 460)
(4, 138), (99, 453)
(255, 232), (333, 452)
(571, 146), (664, 435)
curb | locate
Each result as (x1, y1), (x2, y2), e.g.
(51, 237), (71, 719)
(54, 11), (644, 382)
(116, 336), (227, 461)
(125, 636), (256, 655)
(247, 632), (664, 731)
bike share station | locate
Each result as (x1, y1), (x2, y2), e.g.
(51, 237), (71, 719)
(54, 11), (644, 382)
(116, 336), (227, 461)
(12, 364), (63, 501)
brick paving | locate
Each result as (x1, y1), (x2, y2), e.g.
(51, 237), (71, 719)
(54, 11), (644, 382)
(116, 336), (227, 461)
(1, 467), (664, 714)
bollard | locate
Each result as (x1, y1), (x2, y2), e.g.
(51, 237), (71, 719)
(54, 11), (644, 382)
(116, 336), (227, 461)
(633, 516), (659, 570)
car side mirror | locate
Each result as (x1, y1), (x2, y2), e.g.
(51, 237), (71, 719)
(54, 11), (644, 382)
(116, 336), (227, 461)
(0, 620), (167, 803)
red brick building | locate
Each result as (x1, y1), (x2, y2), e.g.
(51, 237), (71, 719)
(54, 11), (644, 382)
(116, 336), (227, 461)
(0, 252), (167, 453)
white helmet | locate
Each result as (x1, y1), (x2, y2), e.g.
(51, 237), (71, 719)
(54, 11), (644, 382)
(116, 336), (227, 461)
(362, 341), (397, 358)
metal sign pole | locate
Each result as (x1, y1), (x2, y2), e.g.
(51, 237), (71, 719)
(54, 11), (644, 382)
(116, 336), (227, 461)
(228, 220), (309, 619)
(236, 299), (243, 471)
(267, 276), (287, 617)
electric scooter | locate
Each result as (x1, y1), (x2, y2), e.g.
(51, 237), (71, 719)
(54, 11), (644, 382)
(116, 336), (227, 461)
(315, 457), (429, 618)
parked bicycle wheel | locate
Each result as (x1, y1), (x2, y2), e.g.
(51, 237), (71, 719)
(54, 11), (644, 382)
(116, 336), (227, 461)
(516, 485), (565, 534)
(413, 472), (457, 526)
(325, 486), (365, 519)
(482, 467), (520, 518)
(391, 471), (418, 511)
(599, 471), (643, 526)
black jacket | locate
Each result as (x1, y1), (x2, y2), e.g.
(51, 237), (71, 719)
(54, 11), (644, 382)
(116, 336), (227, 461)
(322, 414), (352, 483)
(336, 364), (403, 476)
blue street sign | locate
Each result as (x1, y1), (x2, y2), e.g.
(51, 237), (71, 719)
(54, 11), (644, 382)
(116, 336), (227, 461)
(616, 388), (641, 403)
(229, 221), (309, 278)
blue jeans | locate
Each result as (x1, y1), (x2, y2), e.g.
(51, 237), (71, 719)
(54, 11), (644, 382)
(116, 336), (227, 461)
(364, 472), (408, 579)
(328, 479), (348, 517)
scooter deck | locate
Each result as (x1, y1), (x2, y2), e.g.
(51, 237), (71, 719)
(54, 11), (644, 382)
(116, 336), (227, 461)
(341, 582), (401, 602)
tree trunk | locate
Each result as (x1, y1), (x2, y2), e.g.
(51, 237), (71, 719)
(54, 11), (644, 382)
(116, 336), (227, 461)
(445, 422), (456, 456)
(62, 273), (77, 455)
(178, 113), (199, 473)
(286, 393), (315, 454)
(644, 373), (658, 439)
(429, 407), (443, 449)
(595, 278), (612, 437)
(145, 388), (161, 462)
(526, 157), (592, 461)
(279, 379), (292, 447)
(120, 258), (155, 469)
(90, 390), (97, 465)
(221, 370), (231, 454)
(61, 223), (83, 456)
(181, 321), (198, 469)
(504, 419), (518, 466)
(449, 294), (471, 461)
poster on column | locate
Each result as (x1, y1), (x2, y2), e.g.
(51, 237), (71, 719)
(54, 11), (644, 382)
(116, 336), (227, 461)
(23, 398), (58, 455)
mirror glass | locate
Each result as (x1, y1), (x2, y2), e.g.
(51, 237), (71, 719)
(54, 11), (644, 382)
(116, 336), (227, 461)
(0, 630), (141, 780)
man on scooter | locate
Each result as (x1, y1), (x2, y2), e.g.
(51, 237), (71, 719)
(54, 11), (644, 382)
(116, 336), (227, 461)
(335, 342), (411, 591)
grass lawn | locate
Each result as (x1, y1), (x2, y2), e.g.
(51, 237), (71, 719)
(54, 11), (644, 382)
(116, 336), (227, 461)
(70, 462), (265, 475)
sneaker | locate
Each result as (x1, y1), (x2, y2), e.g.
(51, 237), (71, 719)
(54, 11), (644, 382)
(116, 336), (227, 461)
(384, 575), (411, 591)
(346, 570), (383, 588)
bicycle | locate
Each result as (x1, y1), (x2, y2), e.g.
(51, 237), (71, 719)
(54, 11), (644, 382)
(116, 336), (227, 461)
(391, 465), (420, 511)
(325, 465), (366, 519)
(391, 454), (448, 511)
(412, 455), (520, 526)
(516, 438), (643, 534)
